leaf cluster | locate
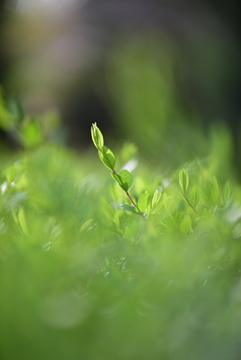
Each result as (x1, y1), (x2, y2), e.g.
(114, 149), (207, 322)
(0, 113), (241, 360)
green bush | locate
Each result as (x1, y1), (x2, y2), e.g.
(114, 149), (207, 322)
(1, 93), (241, 360)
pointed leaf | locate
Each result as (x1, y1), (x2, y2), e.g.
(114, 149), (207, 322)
(7, 165), (16, 184)
(189, 186), (200, 209)
(222, 180), (231, 206)
(137, 191), (150, 213)
(18, 207), (29, 236)
(180, 215), (192, 235)
(119, 170), (133, 191)
(212, 175), (220, 200)
(98, 146), (115, 170)
(91, 123), (104, 150)
(80, 219), (93, 232)
(152, 189), (162, 209)
(179, 168), (189, 194)
(120, 204), (137, 213)
(112, 172), (128, 191)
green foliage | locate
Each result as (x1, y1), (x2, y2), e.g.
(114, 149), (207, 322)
(1, 102), (241, 360)
(0, 87), (61, 149)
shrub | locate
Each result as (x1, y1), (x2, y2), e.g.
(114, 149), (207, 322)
(1, 97), (241, 360)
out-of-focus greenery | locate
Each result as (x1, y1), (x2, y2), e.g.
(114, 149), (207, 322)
(1, 89), (241, 360)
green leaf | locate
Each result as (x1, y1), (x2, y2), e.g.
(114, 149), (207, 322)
(6, 165), (16, 184)
(18, 207), (29, 236)
(179, 168), (189, 194)
(120, 204), (137, 213)
(212, 175), (220, 200)
(137, 191), (150, 213)
(152, 189), (162, 209)
(98, 146), (115, 170)
(111, 172), (128, 191)
(119, 170), (133, 191)
(12, 208), (18, 224)
(222, 180), (231, 206)
(80, 219), (93, 232)
(189, 186), (200, 209)
(20, 118), (44, 148)
(8, 97), (24, 123)
(180, 215), (192, 235)
(91, 123), (104, 150)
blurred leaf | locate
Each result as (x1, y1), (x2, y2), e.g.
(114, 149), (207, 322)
(7, 97), (24, 123)
(179, 168), (189, 194)
(19, 118), (44, 148)
(137, 191), (150, 213)
(212, 175), (220, 200)
(80, 219), (93, 232)
(120, 204), (137, 213)
(180, 215), (192, 235)
(6, 165), (16, 184)
(152, 189), (162, 209)
(18, 207), (29, 236)
(120, 142), (138, 163)
(189, 186), (200, 209)
(12, 208), (18, 224)
(222, 180), (232, 206)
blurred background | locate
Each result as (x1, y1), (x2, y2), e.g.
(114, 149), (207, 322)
(0, 0), (241, 172)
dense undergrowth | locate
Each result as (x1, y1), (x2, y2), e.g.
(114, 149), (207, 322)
(1, 91), (241, 360)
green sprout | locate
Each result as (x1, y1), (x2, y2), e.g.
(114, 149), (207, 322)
(91, 123), (148, 217)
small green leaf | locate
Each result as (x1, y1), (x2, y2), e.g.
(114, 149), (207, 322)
(137, 191), (150, 213)
(80, 219), (93, 232)
(212, 175), (220, 200)
(222, 180), (231, 206)
(152, 189), (162, 209)
(12, 208), (18, 224)
(189, 186), (200, 209)
(20, 118), (44, 148)
(179, 168), (189, 194)
(98, 146), (115, 170)
(18, 207), (29, 236)
(119, 170), (133, 191)
(91, 123), (104, 150)
(8, 97), (24, 123)
(180, 215), (192, 235)
(120, 204), (137, 213)
(112, 172), (128, 191)
(6, 165), (16, 184)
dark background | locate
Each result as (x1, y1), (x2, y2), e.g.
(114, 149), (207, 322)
(0, 0), (241, 173)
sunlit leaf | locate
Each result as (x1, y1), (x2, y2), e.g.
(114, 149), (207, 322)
(19, 118), (44, 148)
(112, 172), (128, 191)
(189, 186), (200, 209)
(212, 175), (220, 200)
(222, 180), (231, 206)
(180, 215), (192, 235)
(18, 207), (29, 236)
(152, 189), (162, 209)
(91, 122), (104, 150)
(119, 170), (133, 191)
(120, 204), (137, 213)
(80, 219), (93, 232)
(179, 168), (189, 194)
(137, 191), (150, 213)
(98, 146), (115, 170)
(6, 165), (16, 184)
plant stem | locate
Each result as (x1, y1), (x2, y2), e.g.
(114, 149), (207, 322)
(184, 193), (199, 215)
(126, 191), (136, 207)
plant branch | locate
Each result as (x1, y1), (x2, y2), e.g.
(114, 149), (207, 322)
(126, 191), (136, 207)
